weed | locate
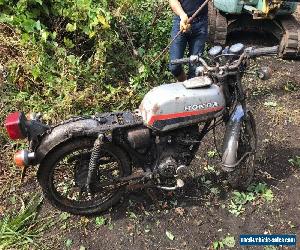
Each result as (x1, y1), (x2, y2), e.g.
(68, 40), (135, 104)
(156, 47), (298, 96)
(288, 156), (300, 168)
(65, 238), (73, 248)
(207, 150), (218, 158)
(0, 193), (47, 249)
(248, 183), (274, 202)
(213, 235), (236, 249)
(264, 246), (277, 250)
(228, 183), (273, 216)
(284, 81), (299, 92)
(95, 216), (106, 227)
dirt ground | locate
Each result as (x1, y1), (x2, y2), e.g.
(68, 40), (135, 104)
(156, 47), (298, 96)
(1, 12), (300, 250)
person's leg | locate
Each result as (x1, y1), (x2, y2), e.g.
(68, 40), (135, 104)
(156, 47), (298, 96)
(187, 17), (208, 79)
(169, 17), (188, 82)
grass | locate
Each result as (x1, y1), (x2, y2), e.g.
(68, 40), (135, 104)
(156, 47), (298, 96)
(0, 193), (47, 249)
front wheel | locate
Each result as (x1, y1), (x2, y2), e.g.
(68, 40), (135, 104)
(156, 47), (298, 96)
(37, 137), (131, 215)
(227, 111), (257, 190)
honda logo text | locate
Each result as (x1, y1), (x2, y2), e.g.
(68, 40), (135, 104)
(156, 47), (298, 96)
(184, 102), (219, 111)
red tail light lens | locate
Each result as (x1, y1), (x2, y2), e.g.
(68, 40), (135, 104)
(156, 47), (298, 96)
(4, 112), (27, 140)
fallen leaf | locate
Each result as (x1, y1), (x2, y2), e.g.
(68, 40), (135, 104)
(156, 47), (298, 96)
(175, 207), (185, 216)
(166, 230), (175, 240)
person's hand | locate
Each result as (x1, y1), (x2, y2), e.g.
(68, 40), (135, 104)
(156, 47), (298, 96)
(180, 14), (191, 33)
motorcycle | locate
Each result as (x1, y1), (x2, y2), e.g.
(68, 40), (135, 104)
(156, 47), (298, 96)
(4, 43), (278, 215)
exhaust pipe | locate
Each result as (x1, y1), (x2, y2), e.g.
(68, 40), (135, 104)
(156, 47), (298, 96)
(222, 105), (245, 172)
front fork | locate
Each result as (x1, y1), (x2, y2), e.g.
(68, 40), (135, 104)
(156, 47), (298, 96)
(221, 72), (255, 171)
(222, 104), (245, 171)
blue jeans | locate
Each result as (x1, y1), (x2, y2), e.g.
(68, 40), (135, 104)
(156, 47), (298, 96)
(169, 16), (208, 79)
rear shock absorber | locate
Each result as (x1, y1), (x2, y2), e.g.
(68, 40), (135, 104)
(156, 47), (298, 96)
(86, 134), (105, 195)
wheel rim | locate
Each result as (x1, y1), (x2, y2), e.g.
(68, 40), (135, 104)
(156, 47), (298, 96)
(49, 144), (123, 209)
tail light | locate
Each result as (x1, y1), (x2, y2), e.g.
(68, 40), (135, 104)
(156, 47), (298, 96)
(4, 112), (28, 140)
(14, 150), (35, 167)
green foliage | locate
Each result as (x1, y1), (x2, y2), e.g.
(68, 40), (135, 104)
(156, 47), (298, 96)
(0, 0), (173, 133)
(0, 193), (45, 249)
(288, 156), (300, 168)
(95, 216), (106, 227)
(228, 183), (273, 216)
(213, 235), (236, 249)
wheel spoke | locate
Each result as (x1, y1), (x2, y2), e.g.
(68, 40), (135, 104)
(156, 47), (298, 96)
(52, 147), (122, 203)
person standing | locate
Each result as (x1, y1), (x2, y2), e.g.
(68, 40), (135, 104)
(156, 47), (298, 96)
(169, 0), (208, 81)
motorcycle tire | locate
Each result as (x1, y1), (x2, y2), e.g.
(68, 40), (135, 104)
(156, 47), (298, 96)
(37, 137), (131, 215)
(227, 111), (257, 190)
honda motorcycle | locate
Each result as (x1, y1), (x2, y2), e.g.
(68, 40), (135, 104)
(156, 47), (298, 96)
(4, 43), (278, 215)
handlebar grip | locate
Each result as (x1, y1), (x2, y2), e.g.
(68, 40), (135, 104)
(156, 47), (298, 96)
(248, 46), (279, 57)
(170, 58), (191, 65)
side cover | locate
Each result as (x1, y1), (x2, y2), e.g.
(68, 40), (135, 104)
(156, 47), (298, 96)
(139, 79), (225, 131)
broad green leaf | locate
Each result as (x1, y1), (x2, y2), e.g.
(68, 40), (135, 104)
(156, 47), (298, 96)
(65, 239), (73, 248)
(63, 37), (75, 48)
(95, 216), (106, 226)
(66, 23), (76, 32)
(32, 66), (40, 80)
(97, 15), (110, 29)
(35, 20), (41, 31)
(35, 0), (43, 5)
(213, 241), (219, 249)
(59, 212), (70, 221)
(223, 236), (235, 248)
(41, 30), (49, 42)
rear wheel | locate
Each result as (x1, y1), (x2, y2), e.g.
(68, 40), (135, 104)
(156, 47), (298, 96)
(227, 112), (257, 190)
(37, 137), (131, 215)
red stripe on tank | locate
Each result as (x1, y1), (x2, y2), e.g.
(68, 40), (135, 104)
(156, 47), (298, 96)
(148, 106), (224, 126)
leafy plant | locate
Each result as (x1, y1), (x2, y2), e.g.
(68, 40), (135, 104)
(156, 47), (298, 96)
(228, 183), (273, 216)
(95, 216), (106, 227)
(213, 235), (236, 249)
(0, 193), (46, 249)
(248, 182), (274, 202)
(228, 191), (255, 216)
(288, 156), (300, 168)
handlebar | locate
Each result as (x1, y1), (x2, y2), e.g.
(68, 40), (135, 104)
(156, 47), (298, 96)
(170, 58), (191, 65)
(246, 46), (279, 57)
(170, 46), (279, 72)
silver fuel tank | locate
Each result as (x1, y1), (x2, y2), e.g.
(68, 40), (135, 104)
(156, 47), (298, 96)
(139, 76), (225, 131)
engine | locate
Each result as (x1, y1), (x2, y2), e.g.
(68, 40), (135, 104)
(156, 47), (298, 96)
(154, 126), (200, 178)
(126, 125), (200, 178)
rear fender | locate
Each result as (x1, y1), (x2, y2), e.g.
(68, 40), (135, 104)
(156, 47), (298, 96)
(222, 104), (245, 171)
(34, 118), (100, 164)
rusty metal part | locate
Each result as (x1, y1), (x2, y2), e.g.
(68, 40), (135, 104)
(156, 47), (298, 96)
(92, 169), (149, 192)
(278, 15), (300, 59)
(86, 134), (105, 195)
(35, 112), (143, 164)
(208, 2), (227, 45)
(127, 127), (151, 149)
